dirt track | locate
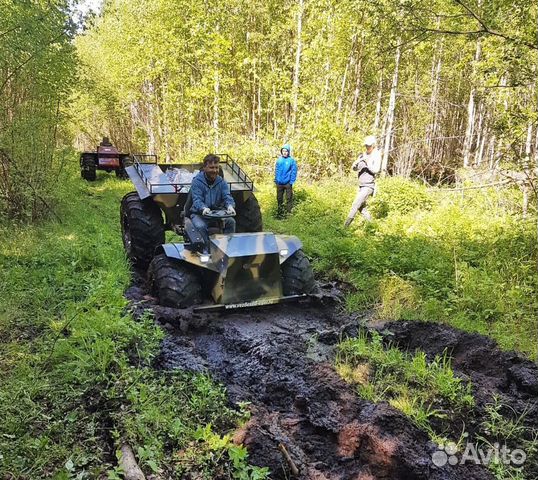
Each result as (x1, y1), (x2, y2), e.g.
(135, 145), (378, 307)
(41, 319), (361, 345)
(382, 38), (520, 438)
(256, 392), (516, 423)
(125, 279), (537, 479)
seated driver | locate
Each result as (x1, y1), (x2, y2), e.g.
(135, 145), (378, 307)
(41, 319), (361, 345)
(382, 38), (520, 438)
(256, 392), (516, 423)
(189, 154), (236, 249)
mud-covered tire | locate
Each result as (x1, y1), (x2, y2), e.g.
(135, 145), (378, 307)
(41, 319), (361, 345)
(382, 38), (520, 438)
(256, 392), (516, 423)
(81, 154), (96, 181)
(235, 194), (263, 232)
(148, 254), (202, 308)
(115, 156), (132, 179)
(121, 192), (165, 268)
(281, 249), (315, 295)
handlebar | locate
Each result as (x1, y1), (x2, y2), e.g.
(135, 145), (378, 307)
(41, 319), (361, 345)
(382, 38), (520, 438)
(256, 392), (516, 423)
(202, 209), (235, 219)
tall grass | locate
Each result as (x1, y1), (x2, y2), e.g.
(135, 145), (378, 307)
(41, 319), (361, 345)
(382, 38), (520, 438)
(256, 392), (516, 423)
(0, 169), (259, 478)
(258, 175), (537, 358)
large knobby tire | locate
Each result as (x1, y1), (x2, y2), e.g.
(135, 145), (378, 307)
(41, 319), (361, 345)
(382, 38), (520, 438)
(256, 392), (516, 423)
(281, 249), (315, 295)
(81, 154), (96, 181)
(148, 254), (202, 308)
(235, 194), (263, 232)
(121, 192), (165, 268)
(115, 156), (133, 179)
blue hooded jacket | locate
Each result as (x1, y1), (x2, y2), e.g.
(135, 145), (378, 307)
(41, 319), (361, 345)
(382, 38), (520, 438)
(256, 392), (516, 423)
(274, 144), (298, 186)
(190, 170), (235, 215)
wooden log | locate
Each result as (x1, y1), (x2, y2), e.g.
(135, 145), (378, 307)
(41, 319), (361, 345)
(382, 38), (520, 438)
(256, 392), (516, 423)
(119, 444), (146, 480)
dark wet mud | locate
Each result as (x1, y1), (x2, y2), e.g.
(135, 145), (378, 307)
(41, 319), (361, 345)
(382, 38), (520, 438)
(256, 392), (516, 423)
(125, 278), (499, 479)
(378, 321), (538, 477)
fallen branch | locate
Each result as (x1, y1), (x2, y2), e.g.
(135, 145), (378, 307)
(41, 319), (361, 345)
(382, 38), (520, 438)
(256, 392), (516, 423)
(441, 179), (512, 192)
(119, 444), (146, 480)
(278, 443), (299, 476)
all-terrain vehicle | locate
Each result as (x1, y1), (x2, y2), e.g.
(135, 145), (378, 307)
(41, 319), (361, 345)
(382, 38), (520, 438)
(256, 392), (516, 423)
(80, 137), (132, 181)
(121, 154), (315, 309)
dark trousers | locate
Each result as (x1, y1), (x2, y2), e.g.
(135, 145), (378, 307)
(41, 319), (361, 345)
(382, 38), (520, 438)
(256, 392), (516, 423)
(276, 183), (293, 215)
(191, 214), (236, 250)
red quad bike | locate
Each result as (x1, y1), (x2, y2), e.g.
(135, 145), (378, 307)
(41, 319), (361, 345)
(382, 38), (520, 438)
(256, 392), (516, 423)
(80, 137), (133, 181)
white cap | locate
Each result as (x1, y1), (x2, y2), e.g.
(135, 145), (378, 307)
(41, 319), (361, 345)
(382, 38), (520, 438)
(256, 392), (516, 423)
(364, 135), (376, 146)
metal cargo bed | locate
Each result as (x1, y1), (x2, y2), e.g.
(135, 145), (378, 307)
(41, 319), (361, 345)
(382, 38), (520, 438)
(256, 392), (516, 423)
(126, 153), (254, 201)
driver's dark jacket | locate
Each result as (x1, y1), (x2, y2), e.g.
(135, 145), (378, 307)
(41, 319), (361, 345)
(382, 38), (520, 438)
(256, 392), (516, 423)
(190, 171), (235, 215)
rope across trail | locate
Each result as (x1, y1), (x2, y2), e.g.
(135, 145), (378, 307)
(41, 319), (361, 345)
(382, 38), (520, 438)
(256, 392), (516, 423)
(440, 179), (512, 192)
(413, 165), (534, 191)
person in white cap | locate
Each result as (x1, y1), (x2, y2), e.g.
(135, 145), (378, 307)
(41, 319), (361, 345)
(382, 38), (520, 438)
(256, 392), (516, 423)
(344, 135), (381, 227)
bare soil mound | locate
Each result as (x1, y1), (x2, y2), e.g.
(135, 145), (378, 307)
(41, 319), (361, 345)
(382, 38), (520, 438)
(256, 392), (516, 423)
(378, 321), (538, 477)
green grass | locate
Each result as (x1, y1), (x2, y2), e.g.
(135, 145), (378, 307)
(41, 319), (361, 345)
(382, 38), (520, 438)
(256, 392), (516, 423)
(257, 176), (537, 358)
(1, 158), (535, 477)
(335, 332), (538, 479)
(336, 330), (474, 442)
(0, 168), (266, 479)
(476, 395), (538, 480)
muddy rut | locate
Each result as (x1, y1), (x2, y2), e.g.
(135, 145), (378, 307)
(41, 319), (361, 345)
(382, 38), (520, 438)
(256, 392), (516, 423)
(126, 280), (537, 479)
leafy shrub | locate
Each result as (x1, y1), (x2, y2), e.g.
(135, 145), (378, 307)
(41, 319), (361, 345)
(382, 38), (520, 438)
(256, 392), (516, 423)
(370, 176), (434, 217)
(377, 274), (420, 320)
(260, 175), (537, 358)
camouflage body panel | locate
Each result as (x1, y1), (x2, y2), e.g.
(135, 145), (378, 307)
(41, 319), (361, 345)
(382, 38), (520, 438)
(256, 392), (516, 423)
(158, 232), (302, 305)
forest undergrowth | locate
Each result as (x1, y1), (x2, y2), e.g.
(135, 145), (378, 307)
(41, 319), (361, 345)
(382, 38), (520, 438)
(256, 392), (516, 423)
(0, 161), (536, 478)
(0, 171), (264, 479)
(259, 175), (537, 359)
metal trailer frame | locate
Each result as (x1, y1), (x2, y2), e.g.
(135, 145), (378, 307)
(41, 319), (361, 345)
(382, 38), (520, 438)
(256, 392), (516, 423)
(125, 153), (260, 232)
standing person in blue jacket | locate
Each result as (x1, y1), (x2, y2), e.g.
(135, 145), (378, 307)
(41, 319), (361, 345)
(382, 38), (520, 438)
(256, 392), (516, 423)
(190, 154), (236, 250)
(274, 144), (298, 218)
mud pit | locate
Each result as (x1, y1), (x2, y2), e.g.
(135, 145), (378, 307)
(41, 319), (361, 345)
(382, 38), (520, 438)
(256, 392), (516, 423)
(378, 321), (538, 478)
(125, 278), (526, 479)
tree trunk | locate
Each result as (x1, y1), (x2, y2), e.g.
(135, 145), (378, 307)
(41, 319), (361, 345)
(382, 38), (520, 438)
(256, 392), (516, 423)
(213, 69), (220, 149)
(428, 24), (443, 163)
(337, 57), (349, 115)
(373, 73), (383, 131)
(272, 83), (278, 139)
(534, 120), (538, 166)
(474, 103), (485, 166)
(143, 81), (157, 154)
(257, 78), (262, 137)
(350, 34), (364, 121)
(338, 33), (356, 115)
(381, 41), (401, 173)
(161, 79), (171, 162)
(290, 0), (304, 134)
(463, 39), (482, 167)
(524, 121), (532, 168)
(251, 72), (256, 137)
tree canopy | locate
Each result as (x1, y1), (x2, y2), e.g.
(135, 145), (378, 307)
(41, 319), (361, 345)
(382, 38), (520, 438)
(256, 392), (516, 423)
(71, 0), (537, 181)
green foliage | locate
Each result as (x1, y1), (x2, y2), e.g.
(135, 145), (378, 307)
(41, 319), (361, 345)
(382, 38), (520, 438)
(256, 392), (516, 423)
(0, 169), (258, 478)
(377, 274), (421, 320)
(0, 0), (76, 220)
(173, 424), (269, 479)
(475, 396), (538, 480)
(369, 176), (434, 217)
(69, 0), (537, 182)
(336, 331), (474, 438)
(259, 176), (537, 358)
